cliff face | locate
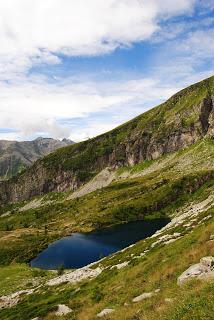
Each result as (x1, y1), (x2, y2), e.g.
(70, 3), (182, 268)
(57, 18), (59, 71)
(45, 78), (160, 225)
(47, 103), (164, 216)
(0, 76), (214, 204)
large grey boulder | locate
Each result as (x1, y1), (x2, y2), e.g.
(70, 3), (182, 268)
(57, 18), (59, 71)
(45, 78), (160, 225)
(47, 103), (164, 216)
(97, 308), (114, 317)
(55, 304), (73, 316)
(178, 256), (214, 285)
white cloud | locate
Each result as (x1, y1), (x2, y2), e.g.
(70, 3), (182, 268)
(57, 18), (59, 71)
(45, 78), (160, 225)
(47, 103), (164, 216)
(0, 0), (195, 77)
(178, 29), (214, 59)
(0, 76), (180, 141)
(1, 0), (212, 142)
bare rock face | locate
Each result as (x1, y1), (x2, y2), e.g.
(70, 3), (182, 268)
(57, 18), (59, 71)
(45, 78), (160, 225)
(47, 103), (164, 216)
(177, 256), (214, 285)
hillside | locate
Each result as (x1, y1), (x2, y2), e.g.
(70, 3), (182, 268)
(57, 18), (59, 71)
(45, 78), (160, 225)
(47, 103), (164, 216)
(0, 76), (214, 320)
(0, 138), (213, 320)
(0, 138), (74, 181)
(0, 75), (214, 204)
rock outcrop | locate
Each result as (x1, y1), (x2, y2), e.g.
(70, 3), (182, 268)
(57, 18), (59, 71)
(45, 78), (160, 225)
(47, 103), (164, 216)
(55, 304), (73, 316)
(0, 289), (35, 309)
(47, 266), (102, 286)
(132, 292), (153, 302)
(177, 256), (214, 285)
(97, 308), (115, 318)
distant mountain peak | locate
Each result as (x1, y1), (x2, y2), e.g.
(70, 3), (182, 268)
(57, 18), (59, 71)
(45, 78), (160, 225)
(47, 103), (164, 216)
(0, 138), (75, 180)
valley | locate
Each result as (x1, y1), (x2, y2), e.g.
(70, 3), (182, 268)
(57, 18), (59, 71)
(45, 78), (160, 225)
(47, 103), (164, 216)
(0, 76), (214, 320)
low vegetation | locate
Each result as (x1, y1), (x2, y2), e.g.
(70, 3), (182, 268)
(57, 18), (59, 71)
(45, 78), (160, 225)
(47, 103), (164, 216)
(0, 77), (214, 319)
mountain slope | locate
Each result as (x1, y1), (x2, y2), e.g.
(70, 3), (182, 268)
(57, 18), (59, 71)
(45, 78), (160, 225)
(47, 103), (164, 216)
(0, 76), (214, 319)
(0, 75), (214, 204)
(0, 137), (213, 319)
(0, 137), (74, 181)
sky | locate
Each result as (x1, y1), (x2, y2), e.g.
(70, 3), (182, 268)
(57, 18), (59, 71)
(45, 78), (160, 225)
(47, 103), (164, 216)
(0, 0), (213, 142)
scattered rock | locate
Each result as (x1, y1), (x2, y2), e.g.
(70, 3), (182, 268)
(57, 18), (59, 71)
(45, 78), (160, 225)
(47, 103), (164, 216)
(55, 304), (73, 316)
(183, 222), (192, 227)
(110, 261), (129, 270)
(200, 215), (212, 223)
(164, 238), (180, 245)
(152, 193), (214, 239)
(165, 298), (173, 303)
(97, 308), (115, 317)
(0, 289), (35, 309)
(177, 256), (214, 285)
(151, 233), (181, 248)
(47, 267), (102, 286)
(132, 292), (153, 302)
(154, 288), (160, 293)
(68, 167), (116, 200)
(210, 234), (214, 240)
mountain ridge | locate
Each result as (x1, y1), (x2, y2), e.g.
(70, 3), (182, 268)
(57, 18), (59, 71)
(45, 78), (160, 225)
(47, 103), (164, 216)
(0, 75), (213, 204)
(0, 137), (74, 182)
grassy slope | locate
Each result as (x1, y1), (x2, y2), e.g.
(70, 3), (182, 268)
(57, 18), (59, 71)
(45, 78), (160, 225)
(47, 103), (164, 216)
(0, 205), (213, 320)
(42, 75), (214, 173)
(0, 140), (213, 319)
(0, 138), (214, 265)
(6, 75), (214, 194)
(0, 77), (214, 319)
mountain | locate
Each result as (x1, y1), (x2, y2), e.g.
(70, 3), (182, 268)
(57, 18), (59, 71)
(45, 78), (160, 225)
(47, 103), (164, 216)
(0, 76), (214, 320)
(0, 75), (213, 204)
(0, 137), (74, 181)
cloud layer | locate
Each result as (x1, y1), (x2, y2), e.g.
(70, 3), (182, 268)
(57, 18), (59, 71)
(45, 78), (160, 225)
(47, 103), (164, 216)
(0, 0), (195, 77)
(0, 0), (213, 141)
(0, 76), (178, 140)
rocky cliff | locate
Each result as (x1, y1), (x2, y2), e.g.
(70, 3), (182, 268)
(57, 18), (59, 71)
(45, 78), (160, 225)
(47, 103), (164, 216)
(0, 76), (213, 204)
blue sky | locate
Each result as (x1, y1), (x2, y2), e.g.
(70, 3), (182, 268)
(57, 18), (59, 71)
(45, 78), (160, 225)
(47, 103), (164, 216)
(0, 0), (213, 141)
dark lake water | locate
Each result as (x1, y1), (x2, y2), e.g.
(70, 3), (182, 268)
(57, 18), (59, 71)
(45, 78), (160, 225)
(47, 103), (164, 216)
(30, 218), (169, 270)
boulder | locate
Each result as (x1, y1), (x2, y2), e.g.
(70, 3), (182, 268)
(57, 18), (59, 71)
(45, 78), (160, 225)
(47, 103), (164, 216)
(132, 292), (153, 302)
(55, 304), (73, 316)
(178, 256), (214, 285)
(97, 308), (114, 317)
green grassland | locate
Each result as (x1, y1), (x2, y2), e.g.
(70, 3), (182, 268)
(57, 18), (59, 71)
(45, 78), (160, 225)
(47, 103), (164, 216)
(0, 139), (213, 319)
(0, 138), (214, 266)
(0, 206), (213, 320)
